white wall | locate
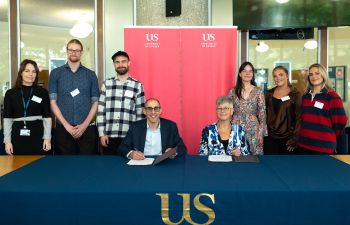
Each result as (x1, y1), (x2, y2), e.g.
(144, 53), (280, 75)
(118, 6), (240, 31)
(211, 0), (232, 26)
(104, 0), (133, 79)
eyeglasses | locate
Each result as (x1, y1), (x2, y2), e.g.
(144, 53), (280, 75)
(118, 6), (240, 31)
(216, 107), (232, 112)
(145, 106), (161, 112)
(242, 70), (253, 74)
(67, 49), (82, 54)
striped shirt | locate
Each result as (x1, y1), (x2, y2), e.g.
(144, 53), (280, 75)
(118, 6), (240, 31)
(298, 88), (347, 153)
(97, 76), (145, 138)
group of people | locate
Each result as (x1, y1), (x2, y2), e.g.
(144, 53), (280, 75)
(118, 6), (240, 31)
(200, 61), (348, 156)
(3, 38), (348, 158)
(3, 39), (186, 159)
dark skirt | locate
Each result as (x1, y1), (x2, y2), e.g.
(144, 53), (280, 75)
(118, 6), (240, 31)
(11, 120), (46, 155)
(264, 136), (296, 155)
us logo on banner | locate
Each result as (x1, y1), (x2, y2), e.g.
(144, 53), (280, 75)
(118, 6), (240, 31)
(125, 26), (237, 154)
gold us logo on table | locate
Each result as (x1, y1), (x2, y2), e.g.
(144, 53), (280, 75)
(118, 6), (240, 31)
(156, 193), (215, 225)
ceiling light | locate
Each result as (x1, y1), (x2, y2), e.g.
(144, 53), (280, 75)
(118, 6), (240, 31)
(275, 0), (290, 3)
(256, 42), (269, 53)
(70, 21), (93, 38)
(304, 40), (318, 49)
(0, 0), (6, 6)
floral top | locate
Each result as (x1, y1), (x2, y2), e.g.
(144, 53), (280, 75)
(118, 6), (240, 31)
(199, 123), (250, 155)
(229, 86), (267, 155)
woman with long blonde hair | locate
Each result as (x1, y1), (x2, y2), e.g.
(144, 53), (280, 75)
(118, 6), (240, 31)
(297, 64), (347, 154)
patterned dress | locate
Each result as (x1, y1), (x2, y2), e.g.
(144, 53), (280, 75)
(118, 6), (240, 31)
(199, 123), (250, 155)
(229, 86), (267, 155)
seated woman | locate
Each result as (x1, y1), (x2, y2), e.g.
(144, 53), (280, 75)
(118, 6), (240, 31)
(199, 96), (250, 156)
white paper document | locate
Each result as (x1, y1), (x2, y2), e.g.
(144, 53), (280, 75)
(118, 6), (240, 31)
(208, 155), (232, 162)
(127, 158), (155, 165)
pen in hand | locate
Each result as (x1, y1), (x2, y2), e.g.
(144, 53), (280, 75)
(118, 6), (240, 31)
(131, 149), (145, 160)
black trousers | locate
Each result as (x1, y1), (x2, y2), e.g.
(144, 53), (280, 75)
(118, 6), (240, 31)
(55, 123), (97, 155)
(12, 120), (50, 155)
(264, 136), (295, 155)
(101, 137), (124, 155)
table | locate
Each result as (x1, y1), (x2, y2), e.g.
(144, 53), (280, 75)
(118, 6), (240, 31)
(0, 155), (43, 176)
(1, 155), (350, 225)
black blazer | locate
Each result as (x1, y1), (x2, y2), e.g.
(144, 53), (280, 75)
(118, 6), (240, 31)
(118, 118), (187, 157)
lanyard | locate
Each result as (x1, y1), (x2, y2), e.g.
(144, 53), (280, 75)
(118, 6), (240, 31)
(20, 87), (33, 118)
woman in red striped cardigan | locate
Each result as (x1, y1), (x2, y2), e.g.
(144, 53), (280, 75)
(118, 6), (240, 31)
(297, 64), (347, 154)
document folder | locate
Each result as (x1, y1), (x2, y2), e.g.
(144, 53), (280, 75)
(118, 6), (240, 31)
(152, 147), (177, 165)
(233, 155), (259, 163)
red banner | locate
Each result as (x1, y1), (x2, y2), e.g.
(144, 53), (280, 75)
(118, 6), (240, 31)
(181, 28), (237, 155)
(125, 27), (237, 154)
(124, 27), (182, 128)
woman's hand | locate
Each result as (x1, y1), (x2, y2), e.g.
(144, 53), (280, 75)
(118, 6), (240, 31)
(258, 135), (263, 146)
(231, 148), (241, 157)
(5, 143), (13, 155)
(43, 139), (51, 151)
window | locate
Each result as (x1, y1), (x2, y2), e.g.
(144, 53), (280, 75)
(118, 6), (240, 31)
(0, 0), (10, 129)
(249, 28), (318, 93)
(20, 0), (95, 88)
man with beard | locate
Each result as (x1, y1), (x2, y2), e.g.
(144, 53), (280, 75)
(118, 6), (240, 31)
(97, 51), (145, 155)
(48, 39), (99, 155)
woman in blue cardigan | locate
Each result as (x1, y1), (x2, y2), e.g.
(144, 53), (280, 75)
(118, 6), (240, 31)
(199, 96), (250, 156)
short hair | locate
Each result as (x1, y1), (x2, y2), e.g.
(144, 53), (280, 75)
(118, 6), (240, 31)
(15, 59), (39, 88)
(111, 51), (130, 61)
(145, 98), (161, 107)
(306, 63), (332, 92)
(216, 96), (233, 108)
(66, 39), (83, 51)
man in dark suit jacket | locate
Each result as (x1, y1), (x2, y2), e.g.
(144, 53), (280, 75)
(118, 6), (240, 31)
(119, 98), (186, 159)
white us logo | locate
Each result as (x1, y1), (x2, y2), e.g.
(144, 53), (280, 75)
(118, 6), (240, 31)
(145, 33), (159, 41)
(202, 33), (215, 41)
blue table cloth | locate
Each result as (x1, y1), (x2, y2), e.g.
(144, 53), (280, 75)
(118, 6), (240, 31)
(0, 155), (350, 225)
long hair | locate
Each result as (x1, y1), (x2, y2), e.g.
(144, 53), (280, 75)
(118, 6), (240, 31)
(15, 59), (39, 88)
(235, 61), (257, 99)
(305, 63), (332, 93)
(272, 65), (292, 87)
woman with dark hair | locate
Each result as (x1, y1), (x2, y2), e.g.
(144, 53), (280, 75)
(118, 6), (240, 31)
(228, 61), (267, 155)
(264, 66), (302, 154)
(3, 59), (51, 155)
(297, 63), (347, 154)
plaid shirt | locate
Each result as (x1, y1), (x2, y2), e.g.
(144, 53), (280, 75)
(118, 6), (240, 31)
(97, 76), (145, 138)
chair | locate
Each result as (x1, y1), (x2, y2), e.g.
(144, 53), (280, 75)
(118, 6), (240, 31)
(336, 130), (348, 154)
(0, 129), (4, 155)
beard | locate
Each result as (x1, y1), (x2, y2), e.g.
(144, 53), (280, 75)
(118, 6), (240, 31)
(116, 67), (128, 75)
(68, 55), (80, 63)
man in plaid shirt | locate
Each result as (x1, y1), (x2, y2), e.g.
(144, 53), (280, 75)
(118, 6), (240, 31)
(97, 51), (145, 155)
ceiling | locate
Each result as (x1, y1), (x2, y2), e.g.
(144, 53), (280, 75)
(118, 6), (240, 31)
(1, 0), (350, 30)
(0, 0), (94, 28)
(233, 0), (350, 29)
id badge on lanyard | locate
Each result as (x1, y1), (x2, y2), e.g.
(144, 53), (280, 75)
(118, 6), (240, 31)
(20, 88), (33, 136)
(20, 126), (31, 136)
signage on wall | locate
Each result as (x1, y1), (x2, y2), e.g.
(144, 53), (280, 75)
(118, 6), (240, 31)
(49, 58), (66, 74)
(329, 66), (346, 101)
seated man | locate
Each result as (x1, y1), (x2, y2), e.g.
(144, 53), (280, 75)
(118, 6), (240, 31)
(119, 98), (187, 160)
